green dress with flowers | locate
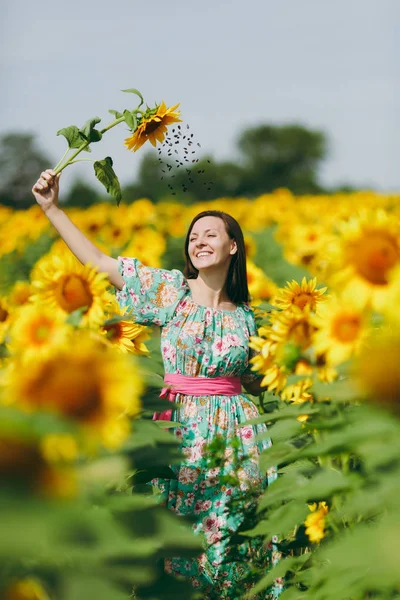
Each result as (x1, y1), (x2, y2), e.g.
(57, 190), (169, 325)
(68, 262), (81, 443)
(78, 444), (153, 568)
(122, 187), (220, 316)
(116, 257), (283, 599)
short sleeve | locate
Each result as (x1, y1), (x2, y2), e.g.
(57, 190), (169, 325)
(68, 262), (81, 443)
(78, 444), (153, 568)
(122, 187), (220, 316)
(241, 305), (264, 385)
(115, 257), (188, 326)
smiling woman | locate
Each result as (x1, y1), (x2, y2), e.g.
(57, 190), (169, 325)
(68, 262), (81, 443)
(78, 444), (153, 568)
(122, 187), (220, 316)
(31, 172), (281, 598)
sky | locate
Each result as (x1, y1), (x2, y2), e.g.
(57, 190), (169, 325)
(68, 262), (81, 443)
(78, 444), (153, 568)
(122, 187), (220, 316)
(1, 0), (399, 195)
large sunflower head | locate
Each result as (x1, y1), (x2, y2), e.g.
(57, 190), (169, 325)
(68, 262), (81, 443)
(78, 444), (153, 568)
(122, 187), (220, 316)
(272, 277), (328, 312)
(328, 209), (400, 310)
(312, 295), (370, 366)
(124, 101), (182, 152)
(7, 303), (71, 362)
(30, 252), (110, 328)
(5, 335), (143, 451)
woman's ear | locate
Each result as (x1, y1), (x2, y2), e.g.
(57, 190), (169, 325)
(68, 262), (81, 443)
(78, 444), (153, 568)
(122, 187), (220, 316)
(230, 240), (238, 255)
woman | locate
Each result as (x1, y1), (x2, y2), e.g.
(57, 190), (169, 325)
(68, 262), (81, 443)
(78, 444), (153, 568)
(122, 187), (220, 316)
(32, 170), (282, 598)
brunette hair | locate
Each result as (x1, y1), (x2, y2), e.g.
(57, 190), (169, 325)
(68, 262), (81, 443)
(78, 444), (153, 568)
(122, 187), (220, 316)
(183, 210), (250, 304)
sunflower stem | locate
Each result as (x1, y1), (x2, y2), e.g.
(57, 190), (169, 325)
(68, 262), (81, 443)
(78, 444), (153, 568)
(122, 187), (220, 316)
(53, 116), (129, 175)
(53, 146), (71, 172)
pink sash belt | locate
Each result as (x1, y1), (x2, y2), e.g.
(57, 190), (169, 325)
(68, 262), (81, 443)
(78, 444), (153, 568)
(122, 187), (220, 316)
(152, 374), (242, 421)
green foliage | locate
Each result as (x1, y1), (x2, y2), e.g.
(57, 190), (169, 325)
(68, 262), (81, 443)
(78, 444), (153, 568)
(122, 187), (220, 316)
(80, 117), (103, 143)
(93, 157), (122, 205)
(121, 88), (144, 107)
(0, 231), (55, 294)
(57, 125), (92, 152)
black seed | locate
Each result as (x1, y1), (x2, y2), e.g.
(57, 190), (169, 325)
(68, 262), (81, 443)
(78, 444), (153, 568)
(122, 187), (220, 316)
(197, 143), (201, 147)
(187, 124), (189, 129)
(178, 125), (181, 129)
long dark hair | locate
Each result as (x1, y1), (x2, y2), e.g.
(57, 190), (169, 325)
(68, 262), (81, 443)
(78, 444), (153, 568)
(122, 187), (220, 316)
(183, 210), (250, 304)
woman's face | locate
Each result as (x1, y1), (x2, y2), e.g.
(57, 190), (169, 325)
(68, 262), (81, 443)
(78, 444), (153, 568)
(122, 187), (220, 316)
(188, 216), (237, 272)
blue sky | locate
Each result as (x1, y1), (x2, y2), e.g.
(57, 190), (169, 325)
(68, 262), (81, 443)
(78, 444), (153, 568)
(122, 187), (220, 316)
(1, 0), (399, 194)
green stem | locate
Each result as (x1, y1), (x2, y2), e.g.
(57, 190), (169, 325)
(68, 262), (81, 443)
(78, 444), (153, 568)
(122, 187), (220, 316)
(53, 116), (127, 175)
(68, 158), (96, 165)
(53, 146), (70, 172)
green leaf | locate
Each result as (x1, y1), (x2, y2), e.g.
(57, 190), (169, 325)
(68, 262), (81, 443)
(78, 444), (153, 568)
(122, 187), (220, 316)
(123, 110), (138, 131)
(57, 125), (91, 152)
(109, 109), (123, 119)
(93, 157), (122, 204)
(80, 117), (102, 143)
(121, 88), (144, 106)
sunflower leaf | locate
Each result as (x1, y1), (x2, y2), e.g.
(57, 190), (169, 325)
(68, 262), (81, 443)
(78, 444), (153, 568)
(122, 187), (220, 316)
(93, 157), (122, 205)
(108, 109), (123, 119)
(121, 88), (144, 106)
(80, 117), (102, 143)
(123, 110), (137, 131)
(56, 126), (91, 152)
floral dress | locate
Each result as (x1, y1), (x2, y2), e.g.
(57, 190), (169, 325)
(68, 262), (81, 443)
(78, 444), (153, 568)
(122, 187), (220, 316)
(116, 257), (283, 599)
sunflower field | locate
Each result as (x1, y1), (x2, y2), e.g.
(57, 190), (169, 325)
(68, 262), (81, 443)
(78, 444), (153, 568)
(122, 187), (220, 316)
(1, 188), (400, 600)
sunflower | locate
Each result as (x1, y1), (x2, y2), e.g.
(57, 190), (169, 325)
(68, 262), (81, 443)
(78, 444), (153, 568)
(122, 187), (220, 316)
(268, 306), (316, 351)
(30, 253), (110, 328)
(7, 304), (71, 362)
(272, 277), (327, 312)
(124, 101), (182, 152)
(281, 378), (313, 405)
(312, 295), (370, 366)
(102, 299), (150, 355)
(7, 281), (32, 308)
(305, 501), (329, 543)
(354, 331), (400, 413)
(5, 335), (143, 451)
(328, 209), (400, 310)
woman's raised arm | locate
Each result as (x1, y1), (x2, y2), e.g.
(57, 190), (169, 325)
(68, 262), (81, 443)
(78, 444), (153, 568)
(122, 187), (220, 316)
(32, 169), (124, 290)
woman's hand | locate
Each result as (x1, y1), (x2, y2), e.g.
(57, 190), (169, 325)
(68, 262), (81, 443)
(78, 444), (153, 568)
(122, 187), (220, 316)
(32, 169), (61, 213)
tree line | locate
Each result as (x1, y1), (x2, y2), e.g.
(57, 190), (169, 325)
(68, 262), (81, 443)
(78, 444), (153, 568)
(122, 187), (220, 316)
(0, 124), (356, 209)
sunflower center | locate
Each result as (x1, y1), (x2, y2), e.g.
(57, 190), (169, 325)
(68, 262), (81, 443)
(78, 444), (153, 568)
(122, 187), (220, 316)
(0, 306), (8, 322)
(293, 293), (313, 310)
(32, 321), (52, 343)
(56, 275), (93, 313)
(332, 313), (361, 343)
(143, 119), (162, 135)
(352, 232), (398, 285)
(289, 319), (313, 347)
(105, 322), (122, 341)
(36, 360), (103, 422)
